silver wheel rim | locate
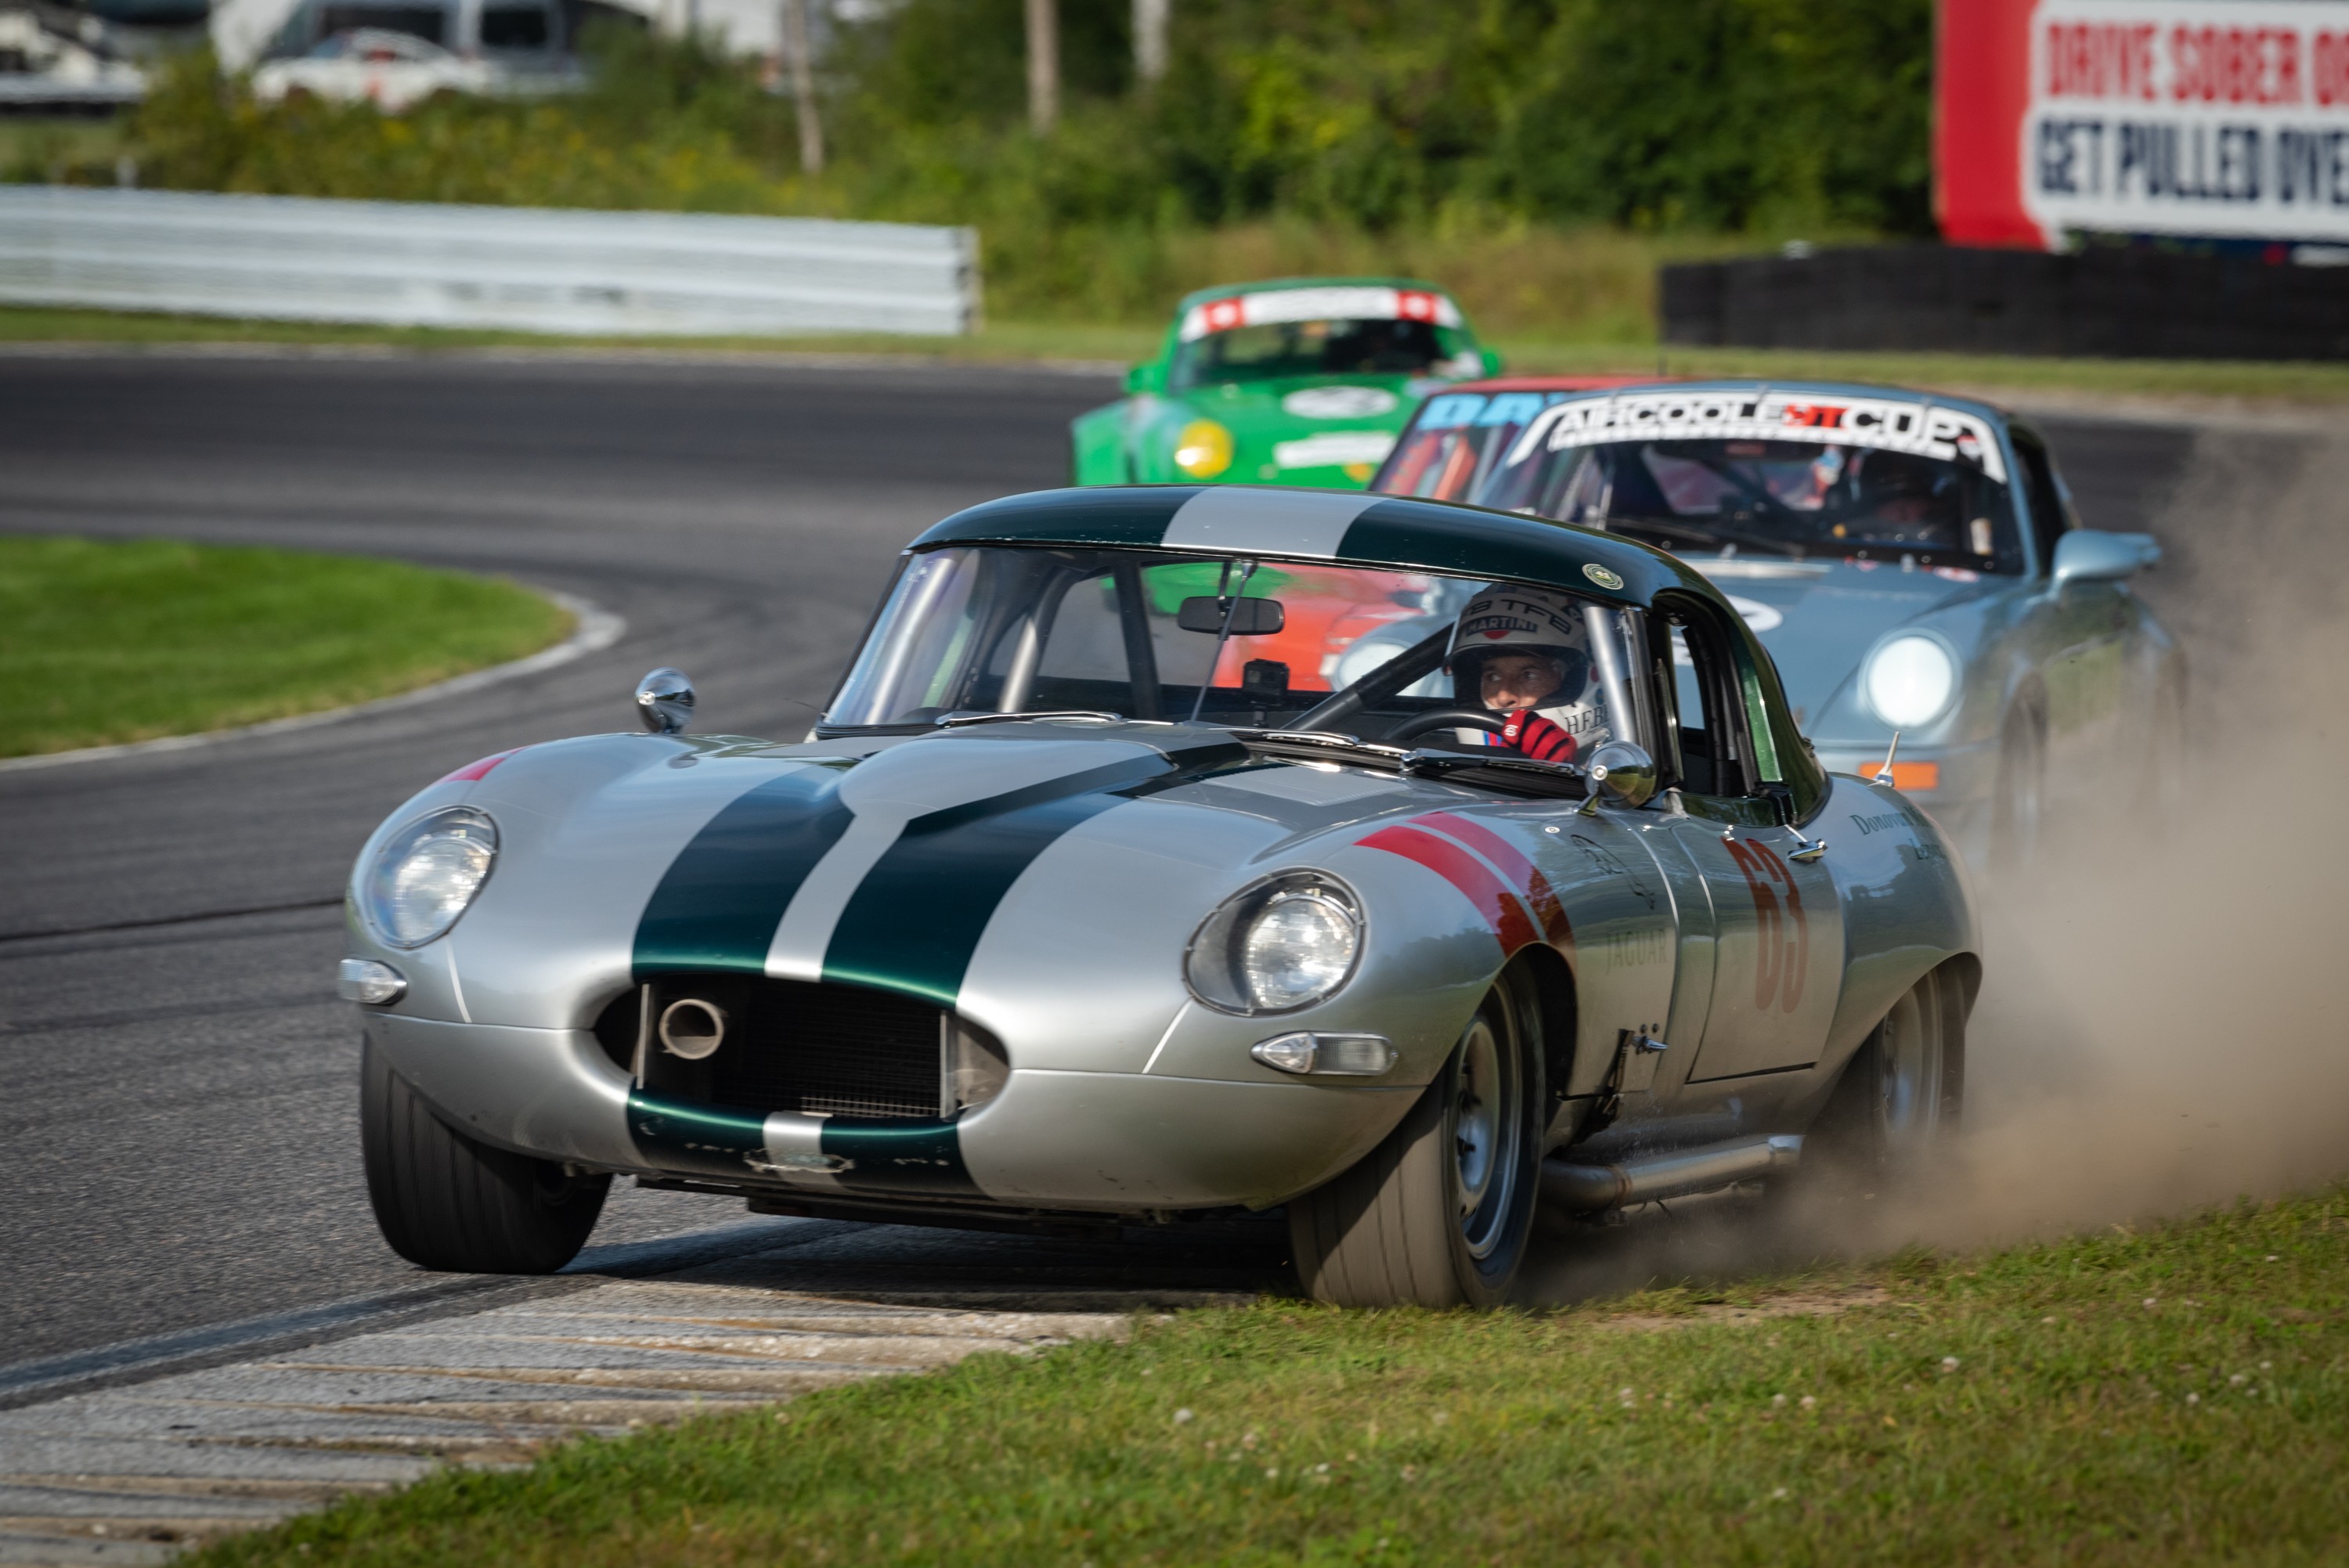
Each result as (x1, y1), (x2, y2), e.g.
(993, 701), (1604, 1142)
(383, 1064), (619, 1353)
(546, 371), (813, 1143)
(1875, 986), (1943, 1157)
(1452, 1011), (1521, 1260)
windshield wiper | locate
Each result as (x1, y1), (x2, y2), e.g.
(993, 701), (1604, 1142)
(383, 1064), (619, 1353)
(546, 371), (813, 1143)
(937, 710), (1135, 728)
(1398, 750), (1587, 796)
(1229, 729), (1413, 766)
(1229, 730), (1589, 798)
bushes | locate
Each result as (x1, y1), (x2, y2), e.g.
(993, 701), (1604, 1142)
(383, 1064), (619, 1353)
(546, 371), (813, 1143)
(821, 0), (1933, 234)
(54, 0), (1932, 330)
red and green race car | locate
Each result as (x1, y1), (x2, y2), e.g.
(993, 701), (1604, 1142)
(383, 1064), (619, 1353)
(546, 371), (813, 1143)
(1070, 277), (1500, 489)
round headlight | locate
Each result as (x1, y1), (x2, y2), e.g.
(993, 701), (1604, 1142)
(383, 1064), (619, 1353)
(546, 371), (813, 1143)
(1186, 873), (1362, 1015)
(1863, 634), (1960, 729)
(1243, 892), (1359, 1011)
(364, 806), (498, 948)
(1173, 419), (1234, 478)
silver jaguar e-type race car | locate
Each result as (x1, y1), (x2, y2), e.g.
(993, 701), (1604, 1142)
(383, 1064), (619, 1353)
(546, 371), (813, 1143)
(343, 485), (1979, 1307)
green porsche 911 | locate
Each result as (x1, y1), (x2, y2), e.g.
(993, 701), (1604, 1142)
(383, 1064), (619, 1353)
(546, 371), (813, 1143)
(1071, 276), (1499, 489)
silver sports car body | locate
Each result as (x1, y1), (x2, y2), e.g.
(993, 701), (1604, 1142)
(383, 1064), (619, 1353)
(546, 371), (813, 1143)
(345, 485), (1981, 1306)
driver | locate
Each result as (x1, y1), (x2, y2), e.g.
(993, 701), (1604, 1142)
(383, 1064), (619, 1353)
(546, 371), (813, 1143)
(1448, 585), (1609, 763)
(1851, 451), (1959, 542)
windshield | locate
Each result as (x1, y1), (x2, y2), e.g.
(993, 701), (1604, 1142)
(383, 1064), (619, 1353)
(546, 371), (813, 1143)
(1472, 396), (2025, 574)
(1373, 390), (1568, 500)
(825, 545), (1645, 751)
(1171, 318), (1478, 392)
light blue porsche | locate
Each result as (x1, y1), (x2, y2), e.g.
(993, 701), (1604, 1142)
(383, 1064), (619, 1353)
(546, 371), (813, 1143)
(1370, 378), (2181, 874)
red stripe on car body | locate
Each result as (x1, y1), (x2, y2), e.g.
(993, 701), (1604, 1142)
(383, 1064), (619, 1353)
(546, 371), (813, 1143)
(439, 748), (521, 784)
(1358, 824), (1539, 955)
(1412, 811), (1573, 948)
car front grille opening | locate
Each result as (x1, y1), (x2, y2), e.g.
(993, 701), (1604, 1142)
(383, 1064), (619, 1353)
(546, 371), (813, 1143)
(626, 975), (1003, 1122)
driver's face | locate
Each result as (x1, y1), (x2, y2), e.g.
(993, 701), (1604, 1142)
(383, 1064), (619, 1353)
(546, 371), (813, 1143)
(1480, 652), (1565, 712)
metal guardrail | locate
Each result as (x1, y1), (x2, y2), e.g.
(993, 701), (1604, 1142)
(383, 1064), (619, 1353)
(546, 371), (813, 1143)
(0, 186), (980, 336)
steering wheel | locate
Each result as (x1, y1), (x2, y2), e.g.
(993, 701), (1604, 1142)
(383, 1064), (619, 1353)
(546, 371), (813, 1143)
(1384, 708), (1508, 745)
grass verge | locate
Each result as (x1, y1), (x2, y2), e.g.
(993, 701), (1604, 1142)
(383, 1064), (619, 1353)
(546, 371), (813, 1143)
(10, 305), (2349, 409)
(0, 305), (1162, 366)
(0, 536), (572, 759)
(195, 1187), (2349, 1566)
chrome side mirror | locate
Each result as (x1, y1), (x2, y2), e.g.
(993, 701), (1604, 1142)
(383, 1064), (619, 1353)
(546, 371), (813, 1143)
(2051, 529), (2160, 589)
(1581, 741), (1658, 811)
(635, 667), (695, 734)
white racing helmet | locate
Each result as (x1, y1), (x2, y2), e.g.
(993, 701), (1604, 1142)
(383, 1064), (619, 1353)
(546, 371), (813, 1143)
(1446, 584), (1593, 707)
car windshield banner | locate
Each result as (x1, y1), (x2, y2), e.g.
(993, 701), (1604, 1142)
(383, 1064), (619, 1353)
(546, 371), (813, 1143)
(1178, 287), (1463, 341)
(1505, 392), (2010, 484)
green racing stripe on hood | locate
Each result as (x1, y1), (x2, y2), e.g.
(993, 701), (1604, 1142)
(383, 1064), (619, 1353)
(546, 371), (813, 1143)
(633, 766), (856, 979)
(822, 737), (1250, 1010)
(819, 753), (1173, 1008)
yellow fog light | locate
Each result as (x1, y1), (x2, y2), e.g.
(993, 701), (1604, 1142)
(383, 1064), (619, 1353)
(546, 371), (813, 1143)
(1174, 419), (1233, 478)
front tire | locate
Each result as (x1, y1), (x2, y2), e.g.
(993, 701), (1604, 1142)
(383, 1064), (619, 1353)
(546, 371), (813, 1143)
(1990, 694), (2047, 879)
(1289, 969), (1544, 1307)
(361, 1040), (609, 1274)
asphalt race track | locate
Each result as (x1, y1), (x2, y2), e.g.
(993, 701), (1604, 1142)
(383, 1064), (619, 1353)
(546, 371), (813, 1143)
(0, 352), (2246, 1369)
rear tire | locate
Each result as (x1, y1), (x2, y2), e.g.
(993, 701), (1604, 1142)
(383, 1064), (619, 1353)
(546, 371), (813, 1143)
(1806, 968), (1963, 1191)
(1289, 969), (1544, 1307)
(361, 1040), (609, 1274)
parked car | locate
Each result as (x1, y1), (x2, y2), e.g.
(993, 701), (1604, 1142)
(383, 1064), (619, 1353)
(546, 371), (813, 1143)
(253, 0), (572, 103)
(1373, 378), (2181, 873)
(1070, 278), (1502, 490)
(253, 27), (491, 106)
(0, 5), (148, 108)
(345, 484), (1979, 1307)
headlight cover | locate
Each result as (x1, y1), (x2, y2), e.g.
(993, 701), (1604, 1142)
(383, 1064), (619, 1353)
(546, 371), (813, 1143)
(1186, 872), (1363, 1015)
(1173, 419), (1234, 478)
(1863, 633), (1961, 729)
(363, 806), (498, 948)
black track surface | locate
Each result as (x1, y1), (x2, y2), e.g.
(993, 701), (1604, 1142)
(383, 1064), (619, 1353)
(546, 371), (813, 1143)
(0, 355), (2214, 1361)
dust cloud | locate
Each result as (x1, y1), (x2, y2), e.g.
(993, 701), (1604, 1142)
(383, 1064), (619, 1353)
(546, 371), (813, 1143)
(1944, 414), (2349, 1244)
(1521, 413), (2349, 1300)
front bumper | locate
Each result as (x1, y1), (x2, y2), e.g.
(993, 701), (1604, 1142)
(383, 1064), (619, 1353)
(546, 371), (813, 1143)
(367, 1014), (1416, 1215)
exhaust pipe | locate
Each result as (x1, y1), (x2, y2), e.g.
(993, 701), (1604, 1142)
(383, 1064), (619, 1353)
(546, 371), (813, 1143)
(1542, 1134), (1802, 1212)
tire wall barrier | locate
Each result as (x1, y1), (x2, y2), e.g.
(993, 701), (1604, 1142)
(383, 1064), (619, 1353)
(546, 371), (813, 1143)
(0, 186), (981, 337)
(1662, 244), (2349, 361)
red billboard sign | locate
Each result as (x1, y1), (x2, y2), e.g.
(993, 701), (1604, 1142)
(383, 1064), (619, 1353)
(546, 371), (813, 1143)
(1938, 0), (2349, 248)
